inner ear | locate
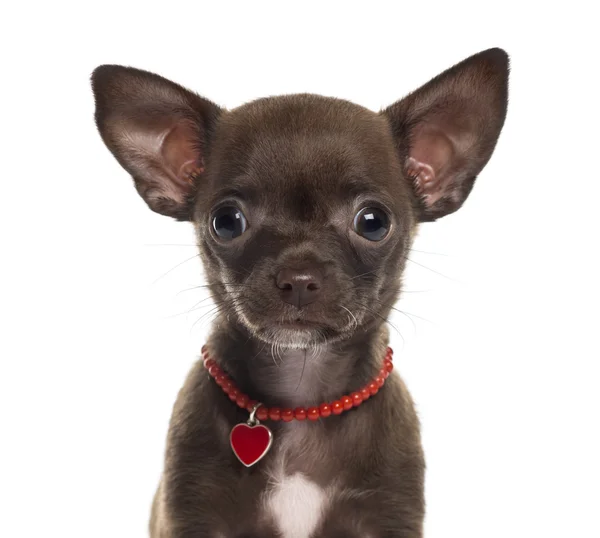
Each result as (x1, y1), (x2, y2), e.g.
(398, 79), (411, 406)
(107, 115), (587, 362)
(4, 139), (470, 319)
(159, 121), (205, 202)
(405, 125), (457, 207)
(115, 114), (207, 219)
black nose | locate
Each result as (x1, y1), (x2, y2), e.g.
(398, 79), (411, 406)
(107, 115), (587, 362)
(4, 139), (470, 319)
(276, 267), (323, 308)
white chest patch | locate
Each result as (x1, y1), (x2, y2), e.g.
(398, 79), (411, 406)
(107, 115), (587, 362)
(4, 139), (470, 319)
(264, 472), (327, 538)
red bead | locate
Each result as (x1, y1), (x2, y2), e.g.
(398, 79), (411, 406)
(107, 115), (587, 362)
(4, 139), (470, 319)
(203, 358), (216, 369)
(201, 345), (208, 354)
(256, 406), (269, 421)
(331, 400), (344, 415)
(208, 365), (220, 377)
(384, 359), (393, 373)
(236, 393), (249, 409)
(294, 407), (307, 421)
(341, 395), (353, 411)
(360, 387), (371, 401)
(281, 408), (294, 422)
(222, 380), (234, 394)
(387, 346), (393, 356)
(246, 399), (258, 412)
(307, 407), (320, 421)
(319, 403), (332, 417)
(351, 391), (363, 407)
(269, 407), (281, 421)
(368, 381), (379, 395)
(215, 374), (227, 386)
(228, 388), (239, 401)
(376, 376), (385, 388)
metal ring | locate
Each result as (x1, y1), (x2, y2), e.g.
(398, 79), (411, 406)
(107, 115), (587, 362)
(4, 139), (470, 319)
(247, 402), (263, 426)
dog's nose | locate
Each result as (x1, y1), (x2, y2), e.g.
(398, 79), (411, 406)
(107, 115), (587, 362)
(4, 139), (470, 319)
(276, 267), (323, 308)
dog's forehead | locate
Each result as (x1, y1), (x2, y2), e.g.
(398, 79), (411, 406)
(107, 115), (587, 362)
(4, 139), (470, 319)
(217, 95), (394, 182)
(210, 94), (402, 203)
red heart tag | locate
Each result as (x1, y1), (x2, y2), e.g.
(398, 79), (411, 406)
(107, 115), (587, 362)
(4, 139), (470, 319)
(230, 423), (273, 467)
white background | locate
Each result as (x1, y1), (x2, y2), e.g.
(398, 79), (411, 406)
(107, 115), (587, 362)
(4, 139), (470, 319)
(1, 2), (599, 537)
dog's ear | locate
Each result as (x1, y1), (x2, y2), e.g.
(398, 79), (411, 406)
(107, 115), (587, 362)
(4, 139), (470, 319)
(383, 48), (509, 222)
(91, 65), (222, 220)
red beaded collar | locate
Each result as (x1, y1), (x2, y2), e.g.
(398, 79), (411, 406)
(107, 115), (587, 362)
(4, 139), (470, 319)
(201, 345), (394, 467)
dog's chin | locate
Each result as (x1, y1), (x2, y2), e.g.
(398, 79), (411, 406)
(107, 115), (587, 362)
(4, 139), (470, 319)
(257, 327), (347, 349)
(245, 321), (353, 350)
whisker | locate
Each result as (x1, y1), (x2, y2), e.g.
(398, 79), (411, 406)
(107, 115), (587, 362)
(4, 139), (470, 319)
(151, 254), (201, 285)
(166, 295), (215, 318)
(340, 305), (358, 332)
(352, 286), (430, 294)
(404, 256), (457, 281)
(176, 283), (245, 296)
(143, 244), (199, 247)
(309, 340), (322, 361)
(228, 267), (253, 277)
(295, 349), (308, 392)
(251, 340), (270, 362)
(351, 269), (380, 281)
(391, 307), (432, 324)
(190, 304), (222, 333)
(390, 307), (417, 333)
(409, 248), (449, 257)
(400, 289), (431, 294)
(270, 339), (282, 367)
(366, 296), (433, 326)
(188, 295), (245, 334)
(354, 300), (405, 349)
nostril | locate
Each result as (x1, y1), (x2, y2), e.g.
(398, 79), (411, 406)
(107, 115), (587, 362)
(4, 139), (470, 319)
(276, 267), (324, 307)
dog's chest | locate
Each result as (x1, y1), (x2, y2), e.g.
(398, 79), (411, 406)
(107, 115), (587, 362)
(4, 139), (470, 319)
(256, 423), (329, 537)
(261, 470), (328, 538)
(252, 422), (371, 538)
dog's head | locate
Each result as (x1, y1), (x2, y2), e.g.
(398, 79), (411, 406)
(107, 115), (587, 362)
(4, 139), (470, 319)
(92, 49), (508, 349)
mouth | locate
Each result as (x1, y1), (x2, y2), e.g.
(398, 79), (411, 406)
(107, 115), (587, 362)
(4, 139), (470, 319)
(253, 316), (353, 349)
(276, 318), (325, 330)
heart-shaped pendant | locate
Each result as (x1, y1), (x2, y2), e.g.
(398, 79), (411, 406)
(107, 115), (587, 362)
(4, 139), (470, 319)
(230, 403), (273, 467)
(230, 422), (273, 467)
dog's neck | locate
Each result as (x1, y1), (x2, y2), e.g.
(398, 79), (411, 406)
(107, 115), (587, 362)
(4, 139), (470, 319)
(207, 320), (390, 408)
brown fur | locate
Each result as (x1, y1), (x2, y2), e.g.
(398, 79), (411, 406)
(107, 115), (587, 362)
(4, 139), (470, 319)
(91, 48), (509, 537)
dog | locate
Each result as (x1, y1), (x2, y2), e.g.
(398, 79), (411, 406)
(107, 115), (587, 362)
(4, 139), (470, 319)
(91, 48), (508, 537)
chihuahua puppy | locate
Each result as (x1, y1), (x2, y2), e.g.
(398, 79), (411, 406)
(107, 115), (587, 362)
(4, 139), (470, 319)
(92, 48), (508, 537)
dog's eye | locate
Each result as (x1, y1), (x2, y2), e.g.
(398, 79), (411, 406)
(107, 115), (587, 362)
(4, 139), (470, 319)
(212, 206), (248, 240)
(353, 207), (390, 241)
